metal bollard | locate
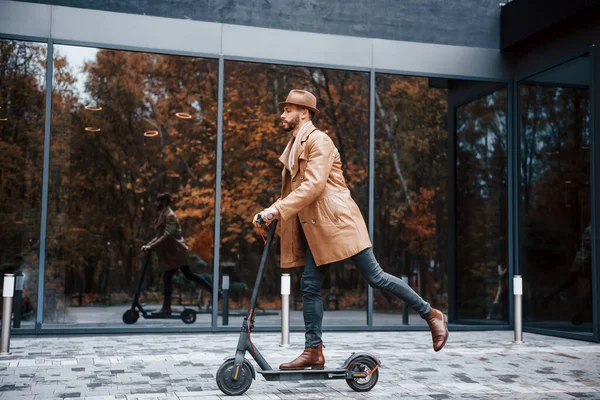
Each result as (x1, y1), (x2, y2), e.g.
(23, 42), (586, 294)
(1, 274), (16, 354)
(402, 275), (409, 325)
(222, 274), (229, 326)
(513, 275), (524, 344)
(13, 273), (24, 329)
(281, 274), (291, 346)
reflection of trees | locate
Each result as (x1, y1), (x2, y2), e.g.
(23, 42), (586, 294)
(456, 89), (508, 319)
(222, 62), (370, 304)
(520, 85), (590, 214)
(0, 40), (46, 309)
(519, 83), (591, 324)
(374, 75), (448, 310)
(375, 93), (412, 206)
(47, 47), (218, 315)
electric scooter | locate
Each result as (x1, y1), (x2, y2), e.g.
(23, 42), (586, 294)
(216, 214), (381, 396)
(122, 251), (198, 324)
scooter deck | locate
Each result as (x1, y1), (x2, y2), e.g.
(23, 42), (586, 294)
(137, 307), (196, 320)
(141, 314), (186, 320)
(258, 368), (348, 381)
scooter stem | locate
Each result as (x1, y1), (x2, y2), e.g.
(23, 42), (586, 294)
(247, 220), (278, 318)
(132, 251), (152, 310)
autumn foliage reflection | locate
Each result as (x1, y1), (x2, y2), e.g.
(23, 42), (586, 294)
(220, 62), (370, 314)
(9, 42), (515, 325)
(46, 46), (218, 321)
(374, 75), (448, 315)
(0, 40), (46, 319)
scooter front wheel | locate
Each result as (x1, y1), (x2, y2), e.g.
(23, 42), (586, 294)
(122, 310), (139, 324)
(216, 359), (253, 396)
(345, 355), (379, 392)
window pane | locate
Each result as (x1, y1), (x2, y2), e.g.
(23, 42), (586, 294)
(374, 75), (448, 326)
(519, 55), (593, 334)
(220, 61), (369, 327)
(0, 39), (46, 328)
(456, 87), (508, 323)
(46, 44), (218, 328)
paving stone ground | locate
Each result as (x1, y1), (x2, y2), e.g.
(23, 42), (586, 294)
(0, 330), (599, 399)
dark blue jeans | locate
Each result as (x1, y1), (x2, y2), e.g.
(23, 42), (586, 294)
(163, 266), (214, 306)
(301, 247), (432, 348)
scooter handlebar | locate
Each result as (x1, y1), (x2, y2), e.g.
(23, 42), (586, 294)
(256, 212), (274, 225)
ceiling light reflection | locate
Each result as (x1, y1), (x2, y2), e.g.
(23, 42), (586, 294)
(175, 112), (192, 119)
(84, 127), (101, 132)
(143, 130), (159, 137)
(85, 105), (103, 111)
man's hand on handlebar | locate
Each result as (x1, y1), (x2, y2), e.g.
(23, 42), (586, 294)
(253, 207), (280, 227)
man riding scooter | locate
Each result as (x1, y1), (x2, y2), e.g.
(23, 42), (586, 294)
(253, 89), (449, 370)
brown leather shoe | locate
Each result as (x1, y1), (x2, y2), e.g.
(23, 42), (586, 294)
(426, 308), (448, 352)
(279, 344), (325, 370)
(152, 306), (172, 316)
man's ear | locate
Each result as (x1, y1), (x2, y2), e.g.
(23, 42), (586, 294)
(302, 108), (310, 120)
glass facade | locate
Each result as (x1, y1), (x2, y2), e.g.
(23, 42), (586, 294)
(455, 86), (509, 323)
(220, 61), (369, 327)
(0, 39), (47, 328)
(518, 55), (593, 335)
(45, 44), (218, 327)
(0, 36), (596, 341)
(373, 77), (509, 327)
(374, 75), (449, 325)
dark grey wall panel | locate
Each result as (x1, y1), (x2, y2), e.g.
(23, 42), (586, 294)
(16, 0), (501, 48)
(501, 0), (600, 49)
(507, 8), (600, 77)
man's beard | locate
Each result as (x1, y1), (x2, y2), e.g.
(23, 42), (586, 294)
(281, 114), (300, 132)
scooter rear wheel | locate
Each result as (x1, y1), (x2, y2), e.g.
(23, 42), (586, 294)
(345, 355), (379, 392)
(122, 310), (139, 324)
(181, 309), (196, 324)
(216, 359), (253, 396)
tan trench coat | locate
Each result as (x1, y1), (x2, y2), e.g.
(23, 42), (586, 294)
(147, 207), (191, 272)
(273, 129), (372, 268)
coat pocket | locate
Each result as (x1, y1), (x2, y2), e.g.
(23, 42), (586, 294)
(318, 193), (350, 227)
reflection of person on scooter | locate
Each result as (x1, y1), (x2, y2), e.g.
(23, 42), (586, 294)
(141, 192), (215, 316)
(486, 264), (508, 320)
(253, 89), (448, 370)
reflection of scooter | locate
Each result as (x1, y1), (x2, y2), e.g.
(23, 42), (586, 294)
(122, 251), (197, 324)
(216, 215), (381, 396)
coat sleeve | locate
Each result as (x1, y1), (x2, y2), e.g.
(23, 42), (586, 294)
(273, 133), (335, 221)
(145, 237), (159, 247)
(149, 214), (179, 248)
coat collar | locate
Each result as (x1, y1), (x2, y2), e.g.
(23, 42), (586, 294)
(153, 207), (172, 230)
(278, 127), (317, 177)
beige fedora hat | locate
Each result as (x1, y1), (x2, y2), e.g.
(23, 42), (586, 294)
(278, 89), (320, 115)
